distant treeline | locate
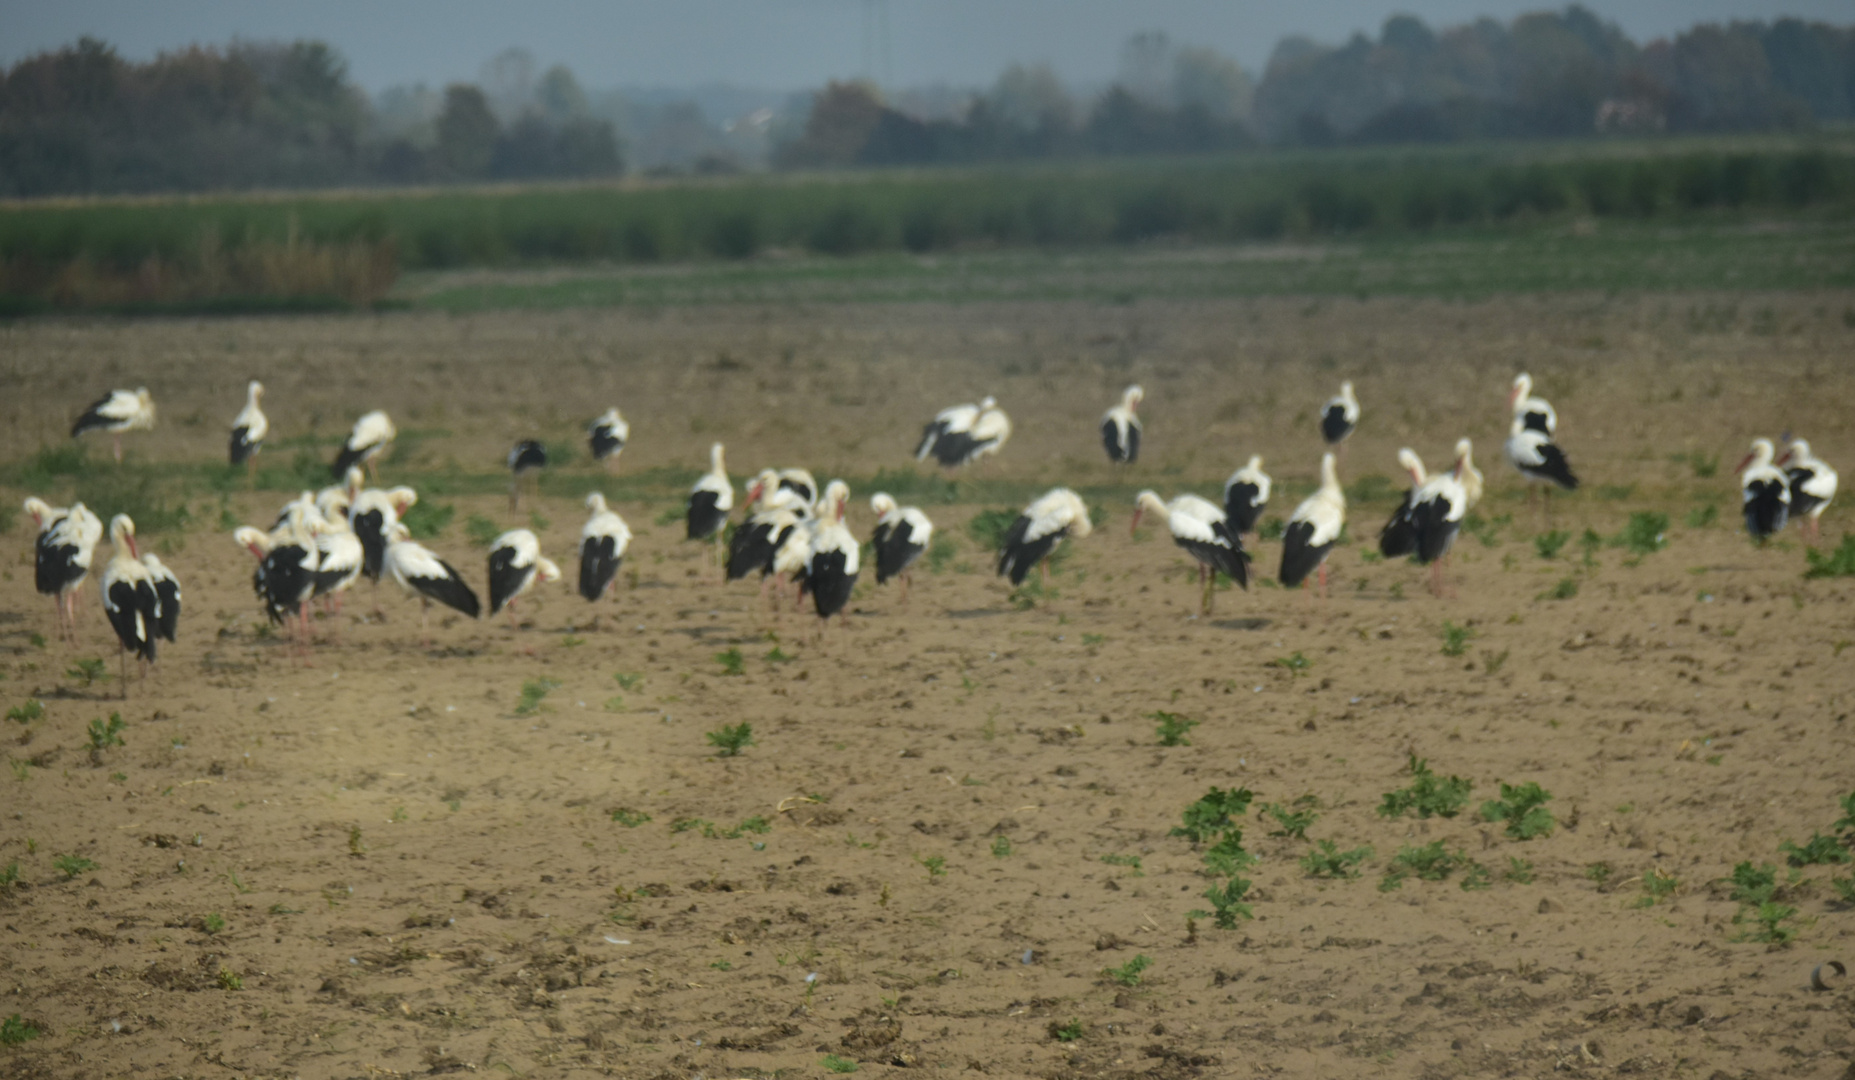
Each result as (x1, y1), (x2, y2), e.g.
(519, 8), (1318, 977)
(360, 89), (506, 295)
(783, 8), (1855, 168)
(2, 145), (1848, 310)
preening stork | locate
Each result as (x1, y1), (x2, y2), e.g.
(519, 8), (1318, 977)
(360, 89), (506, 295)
(588, 408), (629, 468)
(229, 381), (268, 471)
(332, 410), (396, 480)
(1737, 438), (1791, 542)
(1223, 456), (1271, 535)
(72, 387), (155, 463)
(349, 482), (416, 584)
(31, 499), (102, 643)
(99, 515), (158, 694)
(238, 513), (319, 655)
(579, 493), (633, 603)
(918, 396), (1011, 468)
(310, 508), (364, 619)
(1378, 448), (1427, 559)
(1320, 382), (1359, 448)
(141, 553), (181, 644)
(806, 481), (859, 625)
(487, 528), (562, 625)
(1779, 438), (1838, 539)
(507, 439), (547, 511)
(1132, 490), (1249, 615)
(776, 467), (819, 509)
(1505, 416), (1579, 516)
(998, 488), (1092, 587)
(1101, 385), (1143, 464)
(1406, 452), (1471, 596)
(870, 493), (933, 604)
(1508, 373), (1557, 436)
(728, 475), (809, 585)
(384, 523), (481, 644)
(1280, 453), (1345, 596)
(686, 443), (734, 556)
(1454, 437), (1484, 511)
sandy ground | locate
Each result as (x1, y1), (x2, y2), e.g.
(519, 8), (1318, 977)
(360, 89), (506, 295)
(1, 294), (1854, 1080)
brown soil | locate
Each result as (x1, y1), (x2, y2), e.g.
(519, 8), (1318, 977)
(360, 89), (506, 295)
(2, 294), (1854, 1080)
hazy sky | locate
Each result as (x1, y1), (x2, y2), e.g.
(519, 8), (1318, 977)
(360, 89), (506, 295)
(3, 0), (1847, 92)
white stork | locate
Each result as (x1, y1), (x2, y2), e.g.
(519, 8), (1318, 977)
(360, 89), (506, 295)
(1319, 381), (1358, 448)
(72, 387), (155, 463)
(1505, 416), (1579, 515)
(141, 552), (181, 645)
(1508, 373), (1557, 436)
(1378, 448), (1427, 559)
(776, 467), (820, 510)
(310, 508), (364, 620)
(1223, 456), (1271, 535)
(686, 443), (734, 555)
(229, 380), (268, 471)
(918, 396), (1011, 468)
(1779, 438), (1837, 539)
(1454, 437), (1484, 511)
(238, 512), (319, 654)
(507, 439), (547, 511)
(332, 410), (396, 481)
(1737, 438), (1791, 542)
(488, 528), (562, 626)
(1407, 453), (1471, 596)
(31, 499), (102, 643)
(348, 482), (416, 586)
(1101, 385), (1143, 464)
(997, 488), (1092, 587)
(1280, 453), (1345, 596)
(870, 493), (933, 604)
(806, 481), (859, 626)
(99, 515), (158, 693)
(728, 474), (809, 585)
(1132, 490), (1249, 615)
(384, 523), (481, 644)
(589, 408), (629, 468)
(579, 493), (633, 603)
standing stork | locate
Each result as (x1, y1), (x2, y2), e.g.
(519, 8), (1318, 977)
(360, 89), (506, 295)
(238, 514), (319, 657)
(1319, 382), (1358, 449)
(589, 408), (628, 469)
(1508, 373), (1557, 436)
(1379, 448), (1427, 559)
(728, 475), (808, 586)
(870, 492), (933, 604)
(99, 515), (158, 695)
(1280, 453), (1345, 596)
(1779, 438), (1837, 539)
(918, 396), (1011, 468)
(1132, 490), (1249, 615)
(384, 523), (481, 645)
(1454, 437), (1484, 511)
(1738, 438), (1791, 542)
(579, 493), (633, 605)
(1101, 385), (1143, 464)
(72, 387), (155, 463)
(1223, 456), (1271, 536)
(1407, 455), (1470, 596)
(1505, 416), (1579, 518)
(310, 506), (364, 623)
(776, 467), (819, 510)
(32, 500), (102, 643)
(229, 381), (268, 473)
(141, 553), (182, 645)
(806, 481), (859, 628)
(997, 488), (1092, 587)
(507, 439), (547, 511)
(686, 443), (734, 560)
(332, 410), (396, 480)
(488, 529), (562, 627)
(917, 396), (987, 463)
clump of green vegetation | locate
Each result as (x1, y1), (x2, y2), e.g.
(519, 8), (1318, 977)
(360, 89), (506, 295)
(1727, 861), (1777, 905)
(1734, 901), (1800, 944)
(1100, 853), (1143, 876)
(1300, 840), (1373, 879)
(1261, 799), (1319, 840)
(1378, 842), (1478, 891)
(1586, 861), (1615, 891)
(965, 508), (1019, 550)
(1192, 875), (1255, 928)
(0, 862), (18, 888)
(705, 721), (754, 756)
(1050, 1018), (1084, 1043)
(1579, 528), (1603, 566)
(1533, 530), (1570, 559)
(0, 1013), (40, 1046)
(514, 678), (560, 716)
(1688, 452), (1719, 478)
(464, 514), (500, 547)
(202, 912), (226, 935)
(1171, 787), (1255, 844)
(1269, 651), (1311, 676)
(348, 825), (365, 855)
(925, 533), (958, 574)
(916, 854), (947, 879)
(1440, 621), (1475, 657)
(1480, 781), (1556, 840)
(1101, 954), (1152, 987)
(714, 647), (745, 676)
(1804, 535), (1855, 579)
(1258, 517), (1286, 541)
(66, 658), (107, 687)
(399, 500), (454, 539)
(1481, 648), (1510, 675)
(53, 854), (97, 879)
(1462, 512), (1510, 548)
(1504, 857), (1535, 884)
(217, 968), (243, 991)
(1612, 511), (1669, 557)
(764, 646), (793, 664)
(1150, 710), (1199, 747)
(1831, 876), (1855, 905)
(821, 1053), (860, 1074)
(990, 835), (1012, 858)
(1686, 504), (1718, 528)
(1835, 791), (1855, 834)
(1633, 867), (1678, 908)
(5, 700), (43, 724)
(1779, 833), (1851, 867)
(1378, 755), (1472, 819)
(1546, 577), (1579, 600)
(86, 712), (126, 750)
(609, 808), (651, 827)
(1202, 832), (1257, 875)
(613, 671), (644, 692)
(671, 816), (769, 839)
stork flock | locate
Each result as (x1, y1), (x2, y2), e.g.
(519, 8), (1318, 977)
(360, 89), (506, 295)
(23, 371), (1841, 690)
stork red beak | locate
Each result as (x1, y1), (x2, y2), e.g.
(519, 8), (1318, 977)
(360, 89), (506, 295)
(1733, 453), (1755, 474)
(1776, 450), (1794, 467)
(127, 536), (140, 560)
(1129, 508), (1143, 537)
(747, 481), (763, 504)
(1506, 385), (1522, 409)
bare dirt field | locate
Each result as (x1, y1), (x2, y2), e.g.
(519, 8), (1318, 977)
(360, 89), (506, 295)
(2, 293), (1853, 1080)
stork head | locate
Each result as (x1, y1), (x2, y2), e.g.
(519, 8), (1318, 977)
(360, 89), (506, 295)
(1508, 373), (1532, 410)
(233, 526), (270, 559)
(388, 487), (418, 513)
(1779, 436), (1810, 466)
(535, 557), (563, 585)
(585, 491), (608, 514)
(249, 380), (264, 400)
(1124, 384), (1144, 411)
(1735, 437), (1776, 475)
(1396, 448), (1425, 484)
(23, 497), (52, 529)
(824, 480), (851, 522)
(978, 396), (997, 410)
(870, 492), (897, 517)
(1453, 437), (1474, 474)
(110, 514), (138, 559)
(1130, 490), (1165, 536)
